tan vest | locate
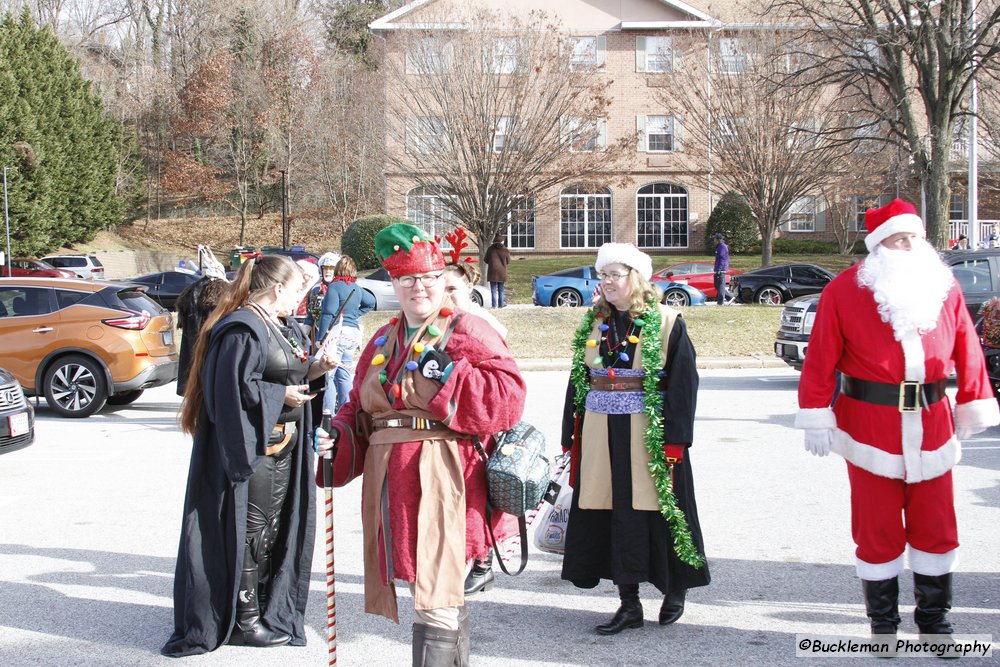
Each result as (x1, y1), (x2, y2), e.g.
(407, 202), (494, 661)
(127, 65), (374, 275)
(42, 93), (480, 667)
(579, 305), (679, 511)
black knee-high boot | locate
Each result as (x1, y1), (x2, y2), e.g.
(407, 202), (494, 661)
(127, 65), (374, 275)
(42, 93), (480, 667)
(229, 550), (291, 647)
(659, 589), (686, 625)
(595, 583), (643, 635)
(412, 624), (461, 666)
(914, 573), (960, 659)
(862, 578), (900, 658)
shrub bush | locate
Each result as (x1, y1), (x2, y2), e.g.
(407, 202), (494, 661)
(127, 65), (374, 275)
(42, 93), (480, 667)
(706, 192), (758, 253)
(341, 214), (409, 269)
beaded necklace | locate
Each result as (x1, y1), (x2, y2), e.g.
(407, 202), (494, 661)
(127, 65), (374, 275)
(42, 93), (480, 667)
(369, 307), (454, 400)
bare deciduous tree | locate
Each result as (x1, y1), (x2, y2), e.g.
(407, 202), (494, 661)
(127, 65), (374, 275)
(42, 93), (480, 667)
(665, 30), (872, 265)
(381, 9), (635, 266)
(770, 0), (1000, 248)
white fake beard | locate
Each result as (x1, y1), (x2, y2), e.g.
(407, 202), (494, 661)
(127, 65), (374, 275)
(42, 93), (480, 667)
(857, 238), (954, 341)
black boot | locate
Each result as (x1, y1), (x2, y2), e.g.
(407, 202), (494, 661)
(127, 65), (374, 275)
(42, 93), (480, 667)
(595, 584), (644, 635)
(659, 589), (686, 625)
(229, 564), (291, 647)
(914, 573), (959, 659)
(455, 606), (470, 667)
(412, 623), (460, 666)
(464, 550), (495, 595)
(862, 578), (900, 658)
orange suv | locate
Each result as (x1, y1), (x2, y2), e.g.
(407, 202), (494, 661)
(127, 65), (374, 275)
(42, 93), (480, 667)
(0, 277), (178, 417)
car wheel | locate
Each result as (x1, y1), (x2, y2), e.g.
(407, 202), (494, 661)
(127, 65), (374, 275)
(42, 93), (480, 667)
(470, 289), (483, 307)
(662, 289), (691, 307)
(43, 355), (108, 418)
(755, 286), (784, 305)
(552, 288), (583, 307)
(107, 389), (144, 406)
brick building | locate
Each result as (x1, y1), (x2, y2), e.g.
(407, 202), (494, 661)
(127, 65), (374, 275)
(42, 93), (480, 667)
(371, 0), (1000, 255)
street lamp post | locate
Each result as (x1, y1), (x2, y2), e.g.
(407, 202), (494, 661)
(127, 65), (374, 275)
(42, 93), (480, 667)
(3, 166), (11, 275)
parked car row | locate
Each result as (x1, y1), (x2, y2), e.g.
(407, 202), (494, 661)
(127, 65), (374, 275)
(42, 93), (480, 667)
(531, 266), (708, 308)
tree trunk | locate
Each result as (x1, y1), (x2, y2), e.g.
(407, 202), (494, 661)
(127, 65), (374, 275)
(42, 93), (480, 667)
(924, 149), (953, 249)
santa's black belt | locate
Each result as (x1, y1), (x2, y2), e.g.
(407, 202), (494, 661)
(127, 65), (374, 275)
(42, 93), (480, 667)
(841, 375), (946, 413)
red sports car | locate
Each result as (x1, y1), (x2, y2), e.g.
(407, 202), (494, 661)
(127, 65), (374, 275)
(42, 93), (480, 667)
(0, 258), (77, 278)
(651, 262), (743, 300)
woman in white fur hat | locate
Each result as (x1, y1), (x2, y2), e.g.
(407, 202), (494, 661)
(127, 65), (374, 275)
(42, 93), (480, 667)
(560, 242), (710, 635)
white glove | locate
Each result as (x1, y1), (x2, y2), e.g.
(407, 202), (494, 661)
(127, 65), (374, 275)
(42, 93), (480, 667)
(804, 429), (832, 457)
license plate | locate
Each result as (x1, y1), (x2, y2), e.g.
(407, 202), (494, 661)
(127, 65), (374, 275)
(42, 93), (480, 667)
(162, 330), (173, 346)
(9, 412), (29, 437)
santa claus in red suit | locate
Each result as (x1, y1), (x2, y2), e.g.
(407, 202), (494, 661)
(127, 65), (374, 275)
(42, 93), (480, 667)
(796, 198), (999, 649)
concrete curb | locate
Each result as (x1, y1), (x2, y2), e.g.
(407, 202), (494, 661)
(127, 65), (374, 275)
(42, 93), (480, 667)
(518, 356), (792, 372)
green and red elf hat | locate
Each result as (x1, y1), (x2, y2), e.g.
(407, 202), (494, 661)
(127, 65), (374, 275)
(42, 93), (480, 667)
(375, 223), (446, 278)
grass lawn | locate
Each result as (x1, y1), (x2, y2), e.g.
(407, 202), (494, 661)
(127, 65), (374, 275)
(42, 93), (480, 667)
(364, 302), (782, 360)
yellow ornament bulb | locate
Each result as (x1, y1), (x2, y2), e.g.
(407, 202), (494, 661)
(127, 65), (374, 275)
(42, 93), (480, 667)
(413, 342), (425, 354)
(628, 335), (640, 344)
(586, 339), (597, 348)
(372, 353), (386, 366)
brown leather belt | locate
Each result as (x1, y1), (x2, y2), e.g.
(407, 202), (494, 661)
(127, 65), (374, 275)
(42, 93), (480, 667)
(371, 416), (442, 431)
(266, 422), (296, 456)
(841, 375), (947, 413)
(589, 376), (645, 391)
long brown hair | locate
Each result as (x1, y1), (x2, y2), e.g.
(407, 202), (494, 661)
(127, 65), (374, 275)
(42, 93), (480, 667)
(593, 269), (663, 319)
(179, 254), (299, 434)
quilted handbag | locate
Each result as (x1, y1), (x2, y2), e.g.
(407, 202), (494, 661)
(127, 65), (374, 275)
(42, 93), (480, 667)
(484, 421), (551, 517)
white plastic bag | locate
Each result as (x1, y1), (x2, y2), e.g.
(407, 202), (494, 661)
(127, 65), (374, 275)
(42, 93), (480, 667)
(533, 458), (573, 555)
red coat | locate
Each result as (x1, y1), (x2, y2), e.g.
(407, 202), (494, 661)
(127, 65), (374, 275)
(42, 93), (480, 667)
(796, 263), (999, 483)
(320, 311), (525, 602)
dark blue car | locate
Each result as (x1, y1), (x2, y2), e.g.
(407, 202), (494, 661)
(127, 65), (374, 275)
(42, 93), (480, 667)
(531, 266), (707, 307)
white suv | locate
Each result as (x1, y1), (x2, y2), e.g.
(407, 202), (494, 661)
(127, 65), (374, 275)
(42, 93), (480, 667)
(40, 254), (105, 280)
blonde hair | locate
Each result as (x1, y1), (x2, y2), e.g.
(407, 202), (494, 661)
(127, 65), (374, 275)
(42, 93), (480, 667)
(334, 255), (357, 278)
(179, 254), (299, 435)
(443, 262), (481, 286)
(593, 268), (662, 319)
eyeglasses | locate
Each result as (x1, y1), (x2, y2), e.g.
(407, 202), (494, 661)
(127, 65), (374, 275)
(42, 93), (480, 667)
(598, 270), (631, 281)
(396, 273), (443, 288)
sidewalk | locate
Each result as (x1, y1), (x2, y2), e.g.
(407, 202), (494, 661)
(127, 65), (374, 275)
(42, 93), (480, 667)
(518, 356), (791, 372)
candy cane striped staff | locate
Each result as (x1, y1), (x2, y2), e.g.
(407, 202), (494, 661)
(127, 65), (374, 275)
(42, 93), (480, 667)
(496, 452), (571, 566)
(322, 451), (337, 665)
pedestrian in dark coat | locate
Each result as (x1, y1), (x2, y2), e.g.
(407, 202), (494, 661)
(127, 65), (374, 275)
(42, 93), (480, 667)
(175, 276), (229, 396)
(163, 255), (337, 657)
(484, 235), (511, 308)
(561, 242), (710, 636)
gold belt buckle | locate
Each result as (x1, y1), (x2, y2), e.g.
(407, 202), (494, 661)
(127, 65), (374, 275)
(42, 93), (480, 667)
(898, 381), (921, 413)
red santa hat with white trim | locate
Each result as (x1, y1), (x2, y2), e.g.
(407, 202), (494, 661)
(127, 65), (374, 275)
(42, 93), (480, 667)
(864, 198), (926, 253)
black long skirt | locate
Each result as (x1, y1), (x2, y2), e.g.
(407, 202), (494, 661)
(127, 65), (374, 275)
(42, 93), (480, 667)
(561, 413), (710, 595)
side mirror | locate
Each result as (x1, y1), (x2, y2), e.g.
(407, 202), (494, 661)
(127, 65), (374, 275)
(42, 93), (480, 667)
(665, 271), (674, 279)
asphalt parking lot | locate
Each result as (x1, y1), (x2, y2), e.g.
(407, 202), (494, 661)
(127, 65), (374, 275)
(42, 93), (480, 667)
(0, 369), (997, 666)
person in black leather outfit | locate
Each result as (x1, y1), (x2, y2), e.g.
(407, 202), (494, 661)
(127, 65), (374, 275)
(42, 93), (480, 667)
(163, 255), (337, 657)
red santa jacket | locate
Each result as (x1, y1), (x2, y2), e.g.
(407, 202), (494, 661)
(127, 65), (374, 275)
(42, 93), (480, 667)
(796, 263), (999, 483)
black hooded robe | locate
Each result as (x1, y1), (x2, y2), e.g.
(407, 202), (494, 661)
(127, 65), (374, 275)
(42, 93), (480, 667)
(162, 309), (316, 657)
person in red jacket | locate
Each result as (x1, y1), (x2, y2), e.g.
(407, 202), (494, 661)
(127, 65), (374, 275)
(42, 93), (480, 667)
(796, 198), (999, 652)
(314, 223), (525, 666)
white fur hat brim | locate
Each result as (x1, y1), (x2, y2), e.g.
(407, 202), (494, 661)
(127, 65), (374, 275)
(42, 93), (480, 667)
(865, 214), (925, 253)
(595, 243), (653, 280)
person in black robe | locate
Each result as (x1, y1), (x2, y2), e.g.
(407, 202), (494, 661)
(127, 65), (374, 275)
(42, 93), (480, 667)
(560, 243), (710, 636)
(175, 276), (229, 396)
(163, 255), (334, 657)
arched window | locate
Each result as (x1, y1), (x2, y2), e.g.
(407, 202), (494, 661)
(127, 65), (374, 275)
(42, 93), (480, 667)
(636, 183), (688, 248)
(560, 185), (612, 248)
(405, 186), (458, 241)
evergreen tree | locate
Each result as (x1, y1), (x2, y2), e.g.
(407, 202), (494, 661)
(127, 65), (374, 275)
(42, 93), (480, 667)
(705, 192), (758, 254)
(0, 10), (136, 256)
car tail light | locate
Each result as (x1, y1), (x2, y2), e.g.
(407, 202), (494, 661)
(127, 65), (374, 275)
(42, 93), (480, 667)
(103, 309), (150, 330)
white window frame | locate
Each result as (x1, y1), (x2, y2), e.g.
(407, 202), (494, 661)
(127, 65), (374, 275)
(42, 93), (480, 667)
(854, 194), (892, 232)
(566, 35), (606, 71)
(645, 115), (675, 152)
(485, 37), (519, 74)
(636, 182), (689, 249)
(406, 116), (448, 154)
(493, 116), (515, 152)
(406, 186), (458, 241)
(563, 116), (607, 153)
(406, 37), (451, 75)
(635, 35), (677, 74)
(789, 118), (822, 151)
(559, 186), (613, 249)
(852, 121), (882, 154)
(505, 196), (536, 249)
(717, 37), (749, 74)
(784, 197), (817, 232)
(717, 116), (748, 145)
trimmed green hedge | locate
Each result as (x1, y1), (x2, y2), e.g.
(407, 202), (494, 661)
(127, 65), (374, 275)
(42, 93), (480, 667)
(341, 214), (409, 269)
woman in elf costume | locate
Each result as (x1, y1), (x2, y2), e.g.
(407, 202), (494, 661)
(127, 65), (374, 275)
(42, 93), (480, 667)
(561, 242), (710, 635)
(314, 223), (525, 666)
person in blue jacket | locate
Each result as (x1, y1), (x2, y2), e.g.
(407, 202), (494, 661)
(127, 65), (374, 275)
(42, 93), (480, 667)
(316, 255), (375, 411)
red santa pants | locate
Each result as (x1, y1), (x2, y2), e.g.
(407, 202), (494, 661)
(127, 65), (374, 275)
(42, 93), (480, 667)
(847, 463), (958, 575)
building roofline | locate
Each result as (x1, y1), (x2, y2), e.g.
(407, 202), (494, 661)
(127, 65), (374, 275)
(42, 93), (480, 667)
(371, 0), (720, 31)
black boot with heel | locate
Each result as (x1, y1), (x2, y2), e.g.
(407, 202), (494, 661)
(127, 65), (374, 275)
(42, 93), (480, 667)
(595, 583), (644, 635)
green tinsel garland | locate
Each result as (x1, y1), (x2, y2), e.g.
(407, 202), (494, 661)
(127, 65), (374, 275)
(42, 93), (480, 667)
(570, 303), (706, 569)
